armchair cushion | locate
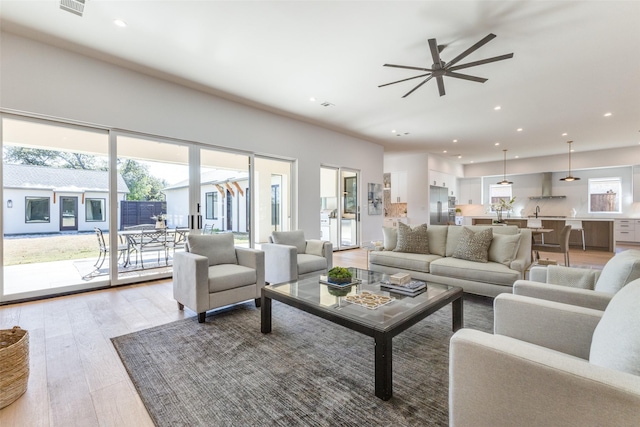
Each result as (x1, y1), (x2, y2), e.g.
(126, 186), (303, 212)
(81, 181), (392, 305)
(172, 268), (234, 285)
(187, 233), (237, 266)
(595, 249), (640, 293)
(547, 264), (598, 289)
(297, 253), (328, 275)
(305, 239), (325, 257)
(590, 278), (640, 375)
(272, 230), (306, 254)
(208, 264), (257, 293)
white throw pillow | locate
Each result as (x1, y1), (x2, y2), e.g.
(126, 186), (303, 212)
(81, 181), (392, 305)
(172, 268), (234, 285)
(488, 233), (521, 266)
(305, 239), (325, 257)
(382, 226), (398, 251)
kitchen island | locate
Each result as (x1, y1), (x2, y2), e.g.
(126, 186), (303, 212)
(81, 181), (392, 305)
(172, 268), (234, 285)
(471, 217), (614, 252)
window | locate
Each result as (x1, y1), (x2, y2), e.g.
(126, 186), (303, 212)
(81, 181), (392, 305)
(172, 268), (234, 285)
(85, 198), (105, 222)
(488, 184), (512, 211)
(589, 178), (621, 213)
(25, 197), (50, 223)
(205, 191), (218, 219)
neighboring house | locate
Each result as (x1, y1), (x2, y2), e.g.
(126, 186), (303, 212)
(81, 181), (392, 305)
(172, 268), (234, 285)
(2, 164), (129, 235)
(164, 170), (249, 233)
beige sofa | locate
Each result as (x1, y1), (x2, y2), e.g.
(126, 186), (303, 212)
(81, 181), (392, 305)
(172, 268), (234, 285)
(368, 225), (532, 297)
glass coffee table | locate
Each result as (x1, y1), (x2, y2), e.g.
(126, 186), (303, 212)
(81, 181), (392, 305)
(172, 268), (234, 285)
(261, 268), (463, 400)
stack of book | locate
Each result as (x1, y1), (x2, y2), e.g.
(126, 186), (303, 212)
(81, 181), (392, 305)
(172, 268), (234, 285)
(380, 274), (426, 296)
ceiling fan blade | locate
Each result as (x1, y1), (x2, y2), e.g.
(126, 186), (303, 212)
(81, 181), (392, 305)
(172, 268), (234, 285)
(436, 76), (446, 96)
(447, 53), (514, 72)
(402, 75), (434, 98)
(428, 38), (443, 67)
(378, 73), (431, 88)
(444, 71), (488, 83)
(384, 63), (434, 72)
(446, 33), (497, 68)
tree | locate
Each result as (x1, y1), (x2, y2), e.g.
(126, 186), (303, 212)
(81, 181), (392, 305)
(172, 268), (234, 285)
(3, 147), (108, 170)
(117, 159), (167, 201)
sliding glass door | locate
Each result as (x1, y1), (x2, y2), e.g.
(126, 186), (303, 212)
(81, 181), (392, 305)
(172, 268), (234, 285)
(320, 166), (360, 250)
(253, 156), (293, 247)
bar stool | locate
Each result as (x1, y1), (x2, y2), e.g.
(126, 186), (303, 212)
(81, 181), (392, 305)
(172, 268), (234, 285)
(527, 218), (544, 243)
(566, 219), (586, 251)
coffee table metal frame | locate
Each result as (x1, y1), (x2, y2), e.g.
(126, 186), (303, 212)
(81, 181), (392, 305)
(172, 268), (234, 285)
(261, 268), (463, 400)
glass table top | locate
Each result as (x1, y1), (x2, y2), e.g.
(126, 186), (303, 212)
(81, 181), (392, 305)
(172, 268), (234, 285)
(264, 268), (460, 332)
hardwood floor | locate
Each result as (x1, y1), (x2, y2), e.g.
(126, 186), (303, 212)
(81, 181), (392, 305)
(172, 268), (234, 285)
(0, 245), (634, 426)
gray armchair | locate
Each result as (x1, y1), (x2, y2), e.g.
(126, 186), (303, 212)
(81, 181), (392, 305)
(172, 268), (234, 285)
(515, 249), (640, 310)
(173, 233), (265, 323)
(449, 279), (640, 427)
(261, 230), (332, 284)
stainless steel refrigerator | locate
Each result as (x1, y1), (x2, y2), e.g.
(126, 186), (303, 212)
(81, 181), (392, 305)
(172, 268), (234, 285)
(430, 185), (449, 225)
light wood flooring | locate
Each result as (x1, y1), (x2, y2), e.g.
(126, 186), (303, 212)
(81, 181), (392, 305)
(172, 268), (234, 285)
(0, 245), (633, 426)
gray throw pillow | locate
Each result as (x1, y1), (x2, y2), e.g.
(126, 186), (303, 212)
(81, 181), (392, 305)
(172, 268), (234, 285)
(382, 226), (398, 251)
(394, 222), (429, 254)
(187, 233), (237, 266)
(452, 227), (493, 263)
(488, 233), (521, 266)
(589, 278), (640, 376)
(594, 249), (640, 294)
(272, 230), (306, 254)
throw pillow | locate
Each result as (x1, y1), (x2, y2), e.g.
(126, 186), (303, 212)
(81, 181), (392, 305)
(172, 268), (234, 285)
(488, 233), (521, 266)
(452, 227), (493, 263)
(589, 278), (640, 376)
(394, 222), (429, 254)
(305, 239), (325, 257)
(272, 230), (306, 254)
(382, 226), (398, 251)
(187, 233), (237, 266)
(594, 249), (640, 294)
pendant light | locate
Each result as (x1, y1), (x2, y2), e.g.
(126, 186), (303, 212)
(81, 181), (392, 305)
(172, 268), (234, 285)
(497, 149), (513, 185)
(560, 140), (580, 181)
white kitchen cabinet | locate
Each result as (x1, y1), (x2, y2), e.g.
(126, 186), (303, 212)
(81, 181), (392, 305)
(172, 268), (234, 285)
(390, 171), (407, 203)
(458, 177), (482, 205)
(383, 217), (407, 228)
(615, 219), (640, 243)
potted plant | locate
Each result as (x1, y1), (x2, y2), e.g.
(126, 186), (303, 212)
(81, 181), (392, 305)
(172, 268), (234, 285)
(327, 266), (353, 285)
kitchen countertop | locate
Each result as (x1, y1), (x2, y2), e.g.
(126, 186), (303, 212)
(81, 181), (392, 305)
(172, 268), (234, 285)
(468, 216), (619, 221)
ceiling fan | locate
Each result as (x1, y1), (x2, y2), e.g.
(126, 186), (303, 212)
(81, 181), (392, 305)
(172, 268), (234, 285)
(379, 33), (513, 97)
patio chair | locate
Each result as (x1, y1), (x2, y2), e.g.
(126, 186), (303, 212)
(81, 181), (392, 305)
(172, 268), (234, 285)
(93, 227), (128, 270)
(165, 228), (189, 260)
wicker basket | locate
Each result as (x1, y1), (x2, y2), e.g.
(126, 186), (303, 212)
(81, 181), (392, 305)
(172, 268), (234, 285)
(0, 326), (29, 409)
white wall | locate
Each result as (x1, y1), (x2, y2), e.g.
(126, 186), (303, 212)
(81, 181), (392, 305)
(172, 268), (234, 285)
(0, 32), (384, 243)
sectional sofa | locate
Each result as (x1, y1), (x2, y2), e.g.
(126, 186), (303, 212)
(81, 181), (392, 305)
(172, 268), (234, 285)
(368, 224), (532, 297)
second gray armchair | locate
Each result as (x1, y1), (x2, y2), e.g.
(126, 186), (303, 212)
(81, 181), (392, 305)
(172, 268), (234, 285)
(262, 230), (332, 284)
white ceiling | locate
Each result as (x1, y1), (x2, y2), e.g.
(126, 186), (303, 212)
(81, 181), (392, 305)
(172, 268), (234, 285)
(1, 1), (639, 165)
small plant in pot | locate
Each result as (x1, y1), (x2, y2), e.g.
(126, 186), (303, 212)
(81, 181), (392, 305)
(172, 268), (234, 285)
(327, 266), (353, 285)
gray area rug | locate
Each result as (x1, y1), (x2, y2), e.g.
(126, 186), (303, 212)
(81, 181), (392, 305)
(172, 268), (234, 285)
(112, 294), (493, 426)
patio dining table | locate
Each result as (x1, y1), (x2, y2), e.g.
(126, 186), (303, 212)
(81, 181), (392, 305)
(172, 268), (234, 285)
(120, 228), (189, 268)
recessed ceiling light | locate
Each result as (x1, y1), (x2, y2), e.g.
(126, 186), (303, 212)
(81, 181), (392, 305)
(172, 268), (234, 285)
(494, 142), (500, 146)
(457, 155), (462, 159)
(309, 97), (316, 102)
(453, 139), (458, 143)
(470, 161), (474, 163)
(391, 129), (396, 133)
(515, 155), (519, 158)
(113, 19), (127, 27)
(494, 106), (501, 111)
(443, 150), (447, 153)
(562, 132), (568, 136)
(516, 128), (523, 132)
(604, 112), (612, 117)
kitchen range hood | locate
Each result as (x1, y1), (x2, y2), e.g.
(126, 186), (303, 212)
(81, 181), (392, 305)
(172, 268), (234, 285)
(529, 172), (566, 200)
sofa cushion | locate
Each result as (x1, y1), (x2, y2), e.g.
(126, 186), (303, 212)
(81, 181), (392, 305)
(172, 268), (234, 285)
(305, 239), (325, 257)
(369, 251), (440, 273)
(452, 227), (493, 263)
(272, 230), (306, 254)
(446, 225), (518, 257)
(488, 233), (521, 266)
(394, 222), (430, 254)
(430, 257), (520, 286)
(428, 225), (448, 256)
(297, 253), (328, 274)
(383, 226), (398, 251)
(208, 264), (256, 292)
(589, 278), (640, 376)
(188, 233), (237, 266)
(594, 249), (640, 294)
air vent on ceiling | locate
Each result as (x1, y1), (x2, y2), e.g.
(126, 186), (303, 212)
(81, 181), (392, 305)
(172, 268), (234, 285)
(60, 0), (85, 17)
(320, 102), (335, 107)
